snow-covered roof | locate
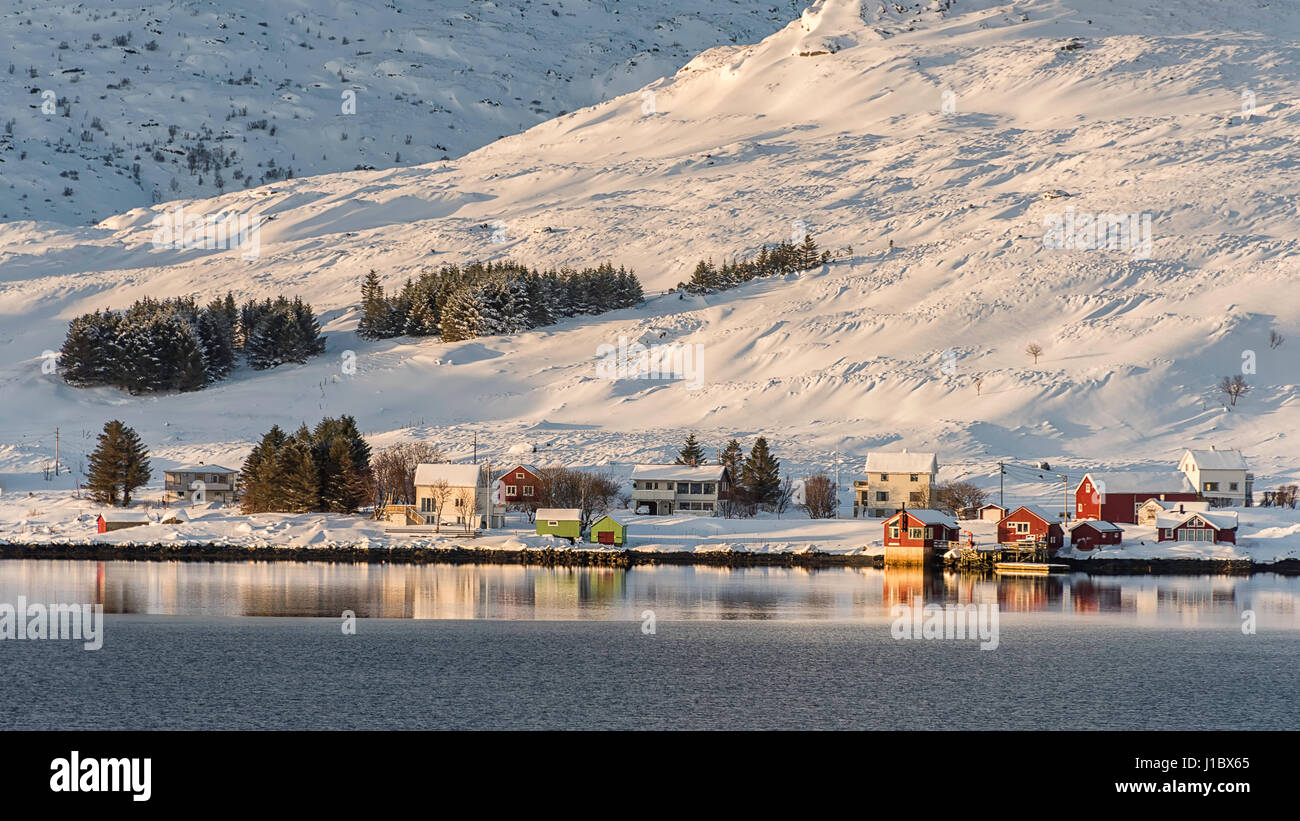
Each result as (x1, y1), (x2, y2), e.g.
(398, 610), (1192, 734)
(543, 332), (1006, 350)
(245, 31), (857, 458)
(593, 512), (628, 526)
(1079, 471), (1194, 494)
(1138, 498), (1209, 512)
(168, 463), (238, 474)
(1068, 520), (1122, 532)
(414, 463), (483, 487)
(979, 503), (1006, 510)
(98, 511), (151, 522)
(889, 509), (957, 527)
(158, 509), (190, 522)
(1181, 448), (1248, 471)
(631, 464), (727, 481)
(536, 508), (580, 521)
(1006, 505), (1059, 523)
(864, 450), (937, 474)
(1156, 510), (1239, 530)
(495, 464), (539, 480)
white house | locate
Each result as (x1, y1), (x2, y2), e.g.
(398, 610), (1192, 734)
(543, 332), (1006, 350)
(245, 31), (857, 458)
(402, 463), (503, 529)
(164, 463), (239, 505)
(1178, 447), (1252, 507)
(630, 464), (730, 515)
(854, 450), (939, 518)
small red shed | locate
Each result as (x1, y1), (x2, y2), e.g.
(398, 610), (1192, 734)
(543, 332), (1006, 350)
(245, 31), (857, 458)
(1068, 520), (1123, 551)
(997, 505), (1065, 553)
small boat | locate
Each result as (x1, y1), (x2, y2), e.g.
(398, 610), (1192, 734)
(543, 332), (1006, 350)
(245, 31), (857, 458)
(993, 561), (1070, 575)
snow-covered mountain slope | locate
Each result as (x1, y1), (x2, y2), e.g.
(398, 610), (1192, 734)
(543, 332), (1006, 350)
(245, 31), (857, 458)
(0, 0), (796, 224)
(2, 0), (1300, 507)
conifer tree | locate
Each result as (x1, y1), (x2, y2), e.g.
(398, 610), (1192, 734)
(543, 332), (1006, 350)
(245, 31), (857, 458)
(675, 433), (707, 466)
(742, 437), (781, 508)
(239, 425), (288, 513)
(85, 420), (152, 506)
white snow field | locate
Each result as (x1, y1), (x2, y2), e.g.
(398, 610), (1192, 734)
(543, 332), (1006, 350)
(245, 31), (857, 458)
(2, 0), (1300, 558)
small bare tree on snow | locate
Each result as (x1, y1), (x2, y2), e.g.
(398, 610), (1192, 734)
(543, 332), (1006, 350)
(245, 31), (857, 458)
(1270, 329), (1285, 349)
(799, 474), (838, 519)
(1025, 343), (1043, 364)
(1219, 375), (1251, 407)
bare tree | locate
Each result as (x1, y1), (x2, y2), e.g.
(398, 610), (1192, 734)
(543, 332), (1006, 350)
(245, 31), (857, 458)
(1025, 343), (1043, 364)
(536, 467), (621, 530)
(426, 480), (454, 533)
(933, 481), (988, 516)
(1270, 329), (1285, 349)
(1219, 375), (1251, 407)
(773, 475), (795, 518)
(800, 474), (837, 519)
(371, 442), (445, 517)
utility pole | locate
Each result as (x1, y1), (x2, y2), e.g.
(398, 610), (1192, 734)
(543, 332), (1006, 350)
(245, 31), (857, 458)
(473, 431), (477, 465)
(54, 427), (60, 477)
(998, 460), (1004, 508)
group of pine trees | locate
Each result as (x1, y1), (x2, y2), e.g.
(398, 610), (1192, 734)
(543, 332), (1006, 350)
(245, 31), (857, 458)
(680, 234), (830, 294)
(60, 294), (326, 393)
(239, 416), (373, 514)
(357, 260), (644, 342)
(85, 420), (152, 506)
(675, 432), (783, 516)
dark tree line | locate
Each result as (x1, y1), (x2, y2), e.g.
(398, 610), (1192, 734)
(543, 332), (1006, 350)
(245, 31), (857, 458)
(239, 416), (373, 514)
(60, 293), (325, 393)
(358, 260), (644, 342)
(680, 234), (829, 294)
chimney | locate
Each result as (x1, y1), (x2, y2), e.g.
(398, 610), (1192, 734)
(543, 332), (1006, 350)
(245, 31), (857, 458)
(1178, 504), (1184, 514)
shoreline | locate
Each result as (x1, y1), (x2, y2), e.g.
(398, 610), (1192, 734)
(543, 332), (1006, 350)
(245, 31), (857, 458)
(0, 543), (1297, 574)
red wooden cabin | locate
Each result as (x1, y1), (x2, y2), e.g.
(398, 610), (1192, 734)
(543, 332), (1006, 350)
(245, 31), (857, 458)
(494, 464), (542, 505)
(883, 509), (960, 548)
(1067, 520), (1123, 551)
(1074, 471), (1197, 524)
(996, 505), (1065, 553)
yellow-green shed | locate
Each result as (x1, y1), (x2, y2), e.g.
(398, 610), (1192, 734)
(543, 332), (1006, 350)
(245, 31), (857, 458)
(589, 514), (628, 546)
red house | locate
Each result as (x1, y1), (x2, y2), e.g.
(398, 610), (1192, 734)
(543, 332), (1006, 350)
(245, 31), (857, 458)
(1067, 520), (1123, 551)
(1074, 471), (1197, 524)
(996, 506), (1064, 553)
(1155, 509), (1238, 544)
(494, 464), (542, 506)
(883, 509), (960, 547)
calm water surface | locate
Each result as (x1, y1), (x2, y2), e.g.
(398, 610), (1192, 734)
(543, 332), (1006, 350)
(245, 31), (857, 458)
(1, 560), (1296, 729)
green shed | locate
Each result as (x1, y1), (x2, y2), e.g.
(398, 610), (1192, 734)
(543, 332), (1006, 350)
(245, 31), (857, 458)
(589, 514), (628, 546)
(536, 508), (582, 542)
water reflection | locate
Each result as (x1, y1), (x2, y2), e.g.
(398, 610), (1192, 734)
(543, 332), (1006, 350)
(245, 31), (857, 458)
(0, 560), (1296, 627)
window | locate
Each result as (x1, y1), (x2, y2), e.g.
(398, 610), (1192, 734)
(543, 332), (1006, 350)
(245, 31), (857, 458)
(909, 492), (922, 503)
(880, 473), (889, 481)
(874, 509), (887, 518)
(691, 482), (704, 495)
(703, 483), (715, 494)
(1229, 482), (1239, 491)
(888, 525), (899, 539)
(1077, 502), (1083, 512)
(506, 485), (517, 495)
(677, 482), (688, 493)
(420, 498), (434, 512)
(875, 491), (888, 502)
(1204, 482), (1219, 491)
(1013, 522), (1030, 534)
(909, 474), (918, 482)
(908, 527), (924, 540)
(523, 486), (534, 497)
(454, 498), (463, 508)
(516, 471), (525, 479)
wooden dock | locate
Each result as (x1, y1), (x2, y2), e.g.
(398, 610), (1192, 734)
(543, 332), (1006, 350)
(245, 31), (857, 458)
(994, 561), (1070, 575)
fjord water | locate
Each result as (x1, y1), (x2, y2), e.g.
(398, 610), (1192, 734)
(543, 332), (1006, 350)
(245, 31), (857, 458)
(1, 560), (1297, 730)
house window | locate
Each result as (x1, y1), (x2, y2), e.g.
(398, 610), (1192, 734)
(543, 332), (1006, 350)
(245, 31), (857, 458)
(454, 498), (463, 508)
(888, 525), (899, 539)
(1204, 482), (1219, 492)
(523, 486), (534, 497)
(880, 473), (889, 481)
(547, 520), (559, 527)
(874, 509), (887, 518)
(677, 482), (688, 493)
(703, 483), (715, 494)
(1229, 482), (1239, 491)
(1013, 522), (1030, 534)
(516, 471), (525, 479)
(909, 492), (922, 503)
(909, 474), (918, 482)
(1077, 503), (1083, 512)
(908, 527), (924, 540)
(420, 498), (434, 512)
(874, 491), (888, 502)
(507, 485), (517, 495)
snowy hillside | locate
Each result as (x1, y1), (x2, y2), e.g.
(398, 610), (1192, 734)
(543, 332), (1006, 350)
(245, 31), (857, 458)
(2, 0), (1300, 514)
(0, 0), (796, 224)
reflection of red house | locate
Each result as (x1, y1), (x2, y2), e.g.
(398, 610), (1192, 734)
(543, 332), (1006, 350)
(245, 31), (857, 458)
(494, 465), (541, 505)
(1074, 471), (1197, 524)
(1068, 520), (1123, 551)
(996, 506), (1064, 553)
(1155, 509), (1238, 544)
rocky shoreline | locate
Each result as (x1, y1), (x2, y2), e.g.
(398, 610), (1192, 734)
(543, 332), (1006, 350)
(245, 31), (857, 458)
(0, 542), (1298, 574)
